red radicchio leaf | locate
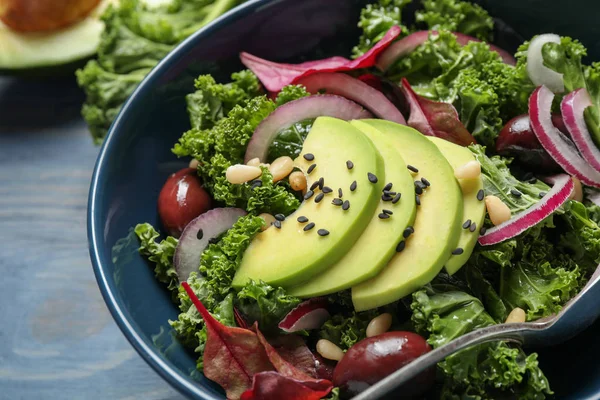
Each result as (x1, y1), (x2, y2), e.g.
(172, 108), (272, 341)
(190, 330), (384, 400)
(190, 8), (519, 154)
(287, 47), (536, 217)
(240, 26), (401, 92)
(358, 73), (384, 92)
(234, 307), (249, 329)
(240, 372), (333, 400)
(268, 335), (318, 378)
(181, 283), (274, 400)
(400, 78), (476, 146)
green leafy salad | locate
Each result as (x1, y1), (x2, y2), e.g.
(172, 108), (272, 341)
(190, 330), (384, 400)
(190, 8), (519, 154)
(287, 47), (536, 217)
(132, 0), (600, 399)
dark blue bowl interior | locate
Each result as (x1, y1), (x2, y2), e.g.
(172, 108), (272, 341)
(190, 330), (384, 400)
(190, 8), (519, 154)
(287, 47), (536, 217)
(89, 0), (600, 398)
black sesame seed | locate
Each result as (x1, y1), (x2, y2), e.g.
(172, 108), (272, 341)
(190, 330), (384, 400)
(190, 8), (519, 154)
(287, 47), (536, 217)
(396, 241), (406, 252)
(350, 181), (357, 191)
(274, 214), (285, 221)
(342, 200), (350, 210)
(477, 189), (485, 201)
(332, 198), (343, 206)
(462, 219), (472, 229)
(407, 165), (419, 173)
(452, 248), (464, 255)
(273, 220), (282, 229)
(208, 237), (219, 244)
(304, 190), (314, 200)
(318, 177), (324, 190)
(382, 194), (393, 202)
(415, 184), (423, 195)
(529, 177), (538, 184)
(421, 177), (431, 187)
(318, 229), (330, 236)
(303, 153), (315, 161)
(251, 179), (262, 189)
(310, 181), (320, 191)
(415, 181), (426, 189)
(511, 189), (522, 197)
(322, 186), (333, 194)
(383, 191), (397, 196)
(392, 193), (402, 204)
(338, 188), (343, 198)
(196, 229), (204, 240)
(307, 164), (317, 174)
(416, 195), (421, 206)
(403, 226), (414, 238)
(297, 216), (308, 223)
(383, 183), (393, 191)
(539, 191), (546, 198)
(315, 193), (325, 203)
(368, 172), (378, 183)
(378, 213), (390, 219)
(303, 222), (315, 231)
(383, 209), (393, 215)
(346, 160), (354, 170)
(522, 172), (534, 181)
(469, 222), (477, 232)
(480, 226), (487, 235)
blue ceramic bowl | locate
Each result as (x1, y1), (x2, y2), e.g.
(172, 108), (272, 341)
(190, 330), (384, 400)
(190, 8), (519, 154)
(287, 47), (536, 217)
(89, 0), (600, 398)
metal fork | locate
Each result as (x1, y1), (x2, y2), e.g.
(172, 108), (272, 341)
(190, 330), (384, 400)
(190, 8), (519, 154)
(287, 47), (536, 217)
(353, 266), (600, 400)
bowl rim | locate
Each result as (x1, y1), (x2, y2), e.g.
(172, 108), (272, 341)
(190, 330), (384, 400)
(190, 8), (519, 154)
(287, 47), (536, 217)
(88, 1), (268, 398)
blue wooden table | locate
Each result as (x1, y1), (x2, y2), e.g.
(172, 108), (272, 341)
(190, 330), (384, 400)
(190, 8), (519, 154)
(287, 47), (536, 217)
(0, 76), (183, 400)
(2, 74), (600, 400)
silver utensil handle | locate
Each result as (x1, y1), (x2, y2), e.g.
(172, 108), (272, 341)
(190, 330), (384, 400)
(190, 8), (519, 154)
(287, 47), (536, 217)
(352, 323), (532, 400)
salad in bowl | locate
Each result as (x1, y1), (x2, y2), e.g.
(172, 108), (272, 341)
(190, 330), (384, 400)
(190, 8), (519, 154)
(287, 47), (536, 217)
(132, 0), (600, 398)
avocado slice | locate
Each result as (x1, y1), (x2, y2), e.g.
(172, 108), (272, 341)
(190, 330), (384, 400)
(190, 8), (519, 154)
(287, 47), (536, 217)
(233, 116), (385, 289)
(0, 1), (109, 71)
(288, 124), (417, 297)
(351, 120), (463, 311)
(429, 137), (485, 275)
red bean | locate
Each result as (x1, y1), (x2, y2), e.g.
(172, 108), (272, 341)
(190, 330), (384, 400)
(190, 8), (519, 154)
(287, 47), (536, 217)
(333, 331), (434, 399)
(496, 114), (563, 172)
(157, 168), (212, 237)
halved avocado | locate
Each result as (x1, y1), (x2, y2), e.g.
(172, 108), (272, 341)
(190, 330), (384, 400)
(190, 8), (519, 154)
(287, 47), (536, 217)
(288, 124), (417, 298)
(429, 137), (486, 275)
(351, 120), (463, 311)
(233, 117), (385, 289)
(0, 0), (111, 72)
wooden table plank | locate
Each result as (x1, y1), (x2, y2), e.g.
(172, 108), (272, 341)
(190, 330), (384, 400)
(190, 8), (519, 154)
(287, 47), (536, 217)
(0, 76), (184, 400)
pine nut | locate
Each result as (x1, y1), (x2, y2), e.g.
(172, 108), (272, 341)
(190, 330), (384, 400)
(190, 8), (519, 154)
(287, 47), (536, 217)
(569, 176), (583, 202)
(225, 164), (262, 184)
(505, 307), (526, 323)
(258, 213), (276, 231)
(269, 156), (294, 182)
(289, 171), (307, 191)
(366, 313), (393, 338)
(454, 160), (481, 180)
(316, 339), (344, 362)
(485, 195), (511, 226)
(247, 158), (261, 167)
(189, 159), (199, 169)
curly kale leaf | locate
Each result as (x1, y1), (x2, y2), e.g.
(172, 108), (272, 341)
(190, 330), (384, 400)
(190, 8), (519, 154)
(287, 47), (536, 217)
(318, 310), (378, 350)
(416, 0), (494, 41)
(235, 280), (302, 332)
(134, 223), (179, 292)
(352, 0), (412, 58)
(274, 84), (310, 107)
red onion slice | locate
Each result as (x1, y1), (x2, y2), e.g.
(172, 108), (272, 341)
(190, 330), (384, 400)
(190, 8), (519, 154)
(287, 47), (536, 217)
(526, 34), (564, 93)
(376, 31), (515, 72)
(278, 298), (330, 333)
(244, 95), (372, 163)
(478, 174), (574, 246)
(561, 88), (600, 172)
(529, 86), (600, 187)
(174, 208), (247, 281)
(295, 72), (406, 124)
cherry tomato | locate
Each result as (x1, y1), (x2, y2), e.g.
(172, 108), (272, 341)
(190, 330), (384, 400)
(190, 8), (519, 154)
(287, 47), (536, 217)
(496, 114), (563, 172)
(158, 168), (212, 237)
(333, 331), (434, 399)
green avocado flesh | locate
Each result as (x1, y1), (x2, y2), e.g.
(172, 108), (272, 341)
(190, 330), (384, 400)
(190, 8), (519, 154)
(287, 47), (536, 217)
(232, 117), (385, 289)
(0, 8), (104, 70)
(351, 120), (463, 311)
(288, 124), (417, 298)
(429, 137), (486, 275)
